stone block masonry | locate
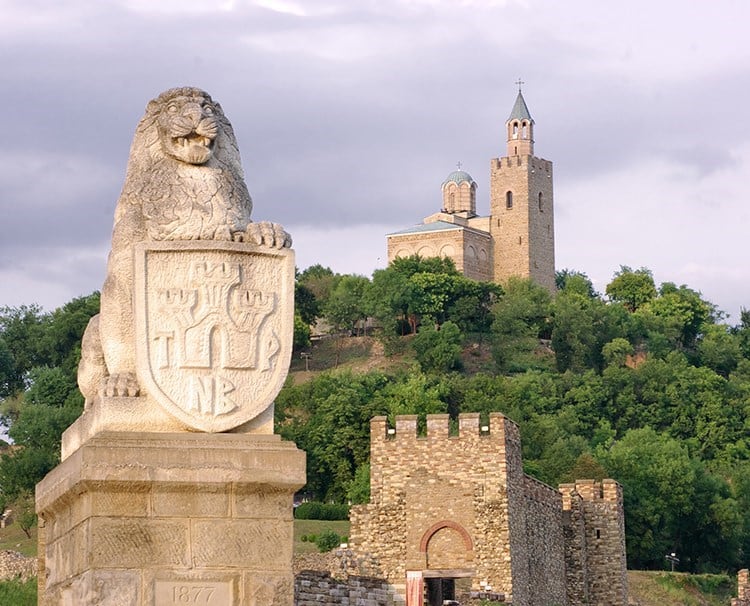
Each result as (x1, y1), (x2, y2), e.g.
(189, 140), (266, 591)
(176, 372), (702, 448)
(733, 569), (750, 606)
(350, 412), (628, 606)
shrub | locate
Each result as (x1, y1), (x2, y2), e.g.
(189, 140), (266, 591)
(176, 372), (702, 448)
(294, 502), (349, 520)
(315, 529), (343, 552)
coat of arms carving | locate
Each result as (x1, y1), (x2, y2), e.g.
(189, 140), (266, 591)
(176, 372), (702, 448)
(134, 241), (294, 432)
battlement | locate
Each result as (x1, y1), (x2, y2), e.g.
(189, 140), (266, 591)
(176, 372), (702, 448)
(370, 412), (519, 443)
(491, 155), (553, 172)
(559, 479), (622, 508)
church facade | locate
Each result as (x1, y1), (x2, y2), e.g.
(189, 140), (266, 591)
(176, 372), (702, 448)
(387, 90), (556, 291)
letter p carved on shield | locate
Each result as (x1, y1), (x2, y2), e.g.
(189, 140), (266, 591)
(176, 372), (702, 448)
(134, 240), (295, 433)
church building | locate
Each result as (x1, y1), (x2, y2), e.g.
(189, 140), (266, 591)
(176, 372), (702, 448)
(386, 89), (556, 291)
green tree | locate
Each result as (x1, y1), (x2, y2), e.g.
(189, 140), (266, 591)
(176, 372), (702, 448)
(365, 255), (461, 335)
(445, 279), (501, 335)
(325, 275), (370, 336)
(555, 269), (597, 298)
(597, 427), (696, 569)
(0, 304), (47, 396)
(491, 278), (552, 372)
(347, 463), (370, 505)
(295, 283), (320, 326)
(605, 266), (656, 312)
(298, 265), (339, 312)
(413, 321), (463, 373)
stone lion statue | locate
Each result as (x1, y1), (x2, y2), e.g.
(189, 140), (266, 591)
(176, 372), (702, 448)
(79, 87), (291, 403)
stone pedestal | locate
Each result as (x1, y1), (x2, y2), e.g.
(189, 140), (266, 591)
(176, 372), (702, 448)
(36, 431), (305, 606)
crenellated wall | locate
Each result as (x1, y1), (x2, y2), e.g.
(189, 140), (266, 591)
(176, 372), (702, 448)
(350, 413), (628, 606)
(560, 480), (628, 605)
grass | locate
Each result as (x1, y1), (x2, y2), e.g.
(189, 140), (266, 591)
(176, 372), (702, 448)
(0, 578), (36, 605)
(0, 523), (37, 558)
(289, 336), (416, 381)
(293, 519), (351, 554)
(628, 570), (735, 606)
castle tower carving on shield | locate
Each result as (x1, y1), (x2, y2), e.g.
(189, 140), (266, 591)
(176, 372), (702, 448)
(387, 87), (556, 291)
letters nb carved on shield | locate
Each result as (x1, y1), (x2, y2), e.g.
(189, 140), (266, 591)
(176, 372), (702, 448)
(134, 241), (294, 432)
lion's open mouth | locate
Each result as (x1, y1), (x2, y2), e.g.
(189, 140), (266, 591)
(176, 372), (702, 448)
(169, 132), (214, 164)
(173, 134), (213, 148)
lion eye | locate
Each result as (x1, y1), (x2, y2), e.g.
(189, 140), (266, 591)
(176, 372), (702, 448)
(203, 105), (214, 116)
(167, 104), (178, 114)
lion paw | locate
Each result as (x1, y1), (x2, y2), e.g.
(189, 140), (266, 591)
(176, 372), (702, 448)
(242, 222), (292, 249)
(102, 373), (140, 397)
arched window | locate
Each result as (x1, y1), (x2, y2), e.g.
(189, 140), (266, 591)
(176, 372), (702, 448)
(538, 192), (543, 211)
(522, 121), (528, 138)
(449, 192), (455, 209)
(506, 191), (513, 209)
(512, 122), (519, 139)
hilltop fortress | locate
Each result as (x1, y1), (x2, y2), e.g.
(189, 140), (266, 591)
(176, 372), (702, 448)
(387, 89), (555, 291)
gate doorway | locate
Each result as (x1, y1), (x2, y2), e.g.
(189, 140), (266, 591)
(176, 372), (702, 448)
(423, 570), (472, 606)
(426, 577), (455, 606)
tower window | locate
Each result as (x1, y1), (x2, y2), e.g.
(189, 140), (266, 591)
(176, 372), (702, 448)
(538, 192), (543, 212)
(512, 122), (519, 139)
(518, 236), (522, 245)
(522, 122), (528, 138)
(506, 191), (513, 209)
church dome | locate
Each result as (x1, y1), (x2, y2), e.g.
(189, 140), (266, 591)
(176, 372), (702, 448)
(442, 169), (476, 188)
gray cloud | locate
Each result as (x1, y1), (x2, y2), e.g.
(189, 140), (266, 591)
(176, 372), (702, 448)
(1, 0), (749, 317)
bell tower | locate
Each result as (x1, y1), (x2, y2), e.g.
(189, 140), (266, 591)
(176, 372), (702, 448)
(489, 84), (555, 291)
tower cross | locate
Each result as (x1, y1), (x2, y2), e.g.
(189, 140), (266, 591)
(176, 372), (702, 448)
(456, 161), (462, 170)
(515, 78), (524, 91)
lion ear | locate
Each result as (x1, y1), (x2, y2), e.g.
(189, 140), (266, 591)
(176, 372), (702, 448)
(146, 100), (160, 115)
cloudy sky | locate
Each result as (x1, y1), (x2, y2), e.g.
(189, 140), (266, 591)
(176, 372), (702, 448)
(2, 0), (749, 319)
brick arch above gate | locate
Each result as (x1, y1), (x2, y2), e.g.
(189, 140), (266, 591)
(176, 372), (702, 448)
(419, 520), (473, 552)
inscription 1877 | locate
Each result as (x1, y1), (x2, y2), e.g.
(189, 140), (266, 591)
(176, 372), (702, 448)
(154, 580), (232, 605)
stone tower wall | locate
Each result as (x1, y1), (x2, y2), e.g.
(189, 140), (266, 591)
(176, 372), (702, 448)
(732, 569), (750, 606)
(350, 413), (527, 601)
(560, 480), (628, 606)
(489, 154), (555, 292)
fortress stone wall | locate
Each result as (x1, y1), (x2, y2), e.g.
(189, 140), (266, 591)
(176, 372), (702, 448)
(733, 569), (750, 606)
(349, 412), (628, 606)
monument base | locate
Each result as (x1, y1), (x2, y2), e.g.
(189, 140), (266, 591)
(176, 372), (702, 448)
(36, 431), (305, 606)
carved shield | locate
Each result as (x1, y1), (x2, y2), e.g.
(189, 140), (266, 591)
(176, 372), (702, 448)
(134, 241), (295, 432)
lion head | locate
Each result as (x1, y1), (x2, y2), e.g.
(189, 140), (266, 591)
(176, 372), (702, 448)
(117, 87), (253, 240)
(125, 87), (245, 177)
(153, 89), (220, 165)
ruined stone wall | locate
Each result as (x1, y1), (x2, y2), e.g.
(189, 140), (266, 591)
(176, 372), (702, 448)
(560, 480), (628, 606)
(294, 571), (399, 606)
(489, 155), (555, 292)
(0, 550), (36, 582)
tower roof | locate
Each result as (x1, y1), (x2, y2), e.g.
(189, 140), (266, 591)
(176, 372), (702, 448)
(507, 90), (533, 123)
(441, 169), (476, 188)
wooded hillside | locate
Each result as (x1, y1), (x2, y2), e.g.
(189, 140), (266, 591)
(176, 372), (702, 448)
(1, 258), (749, 574)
